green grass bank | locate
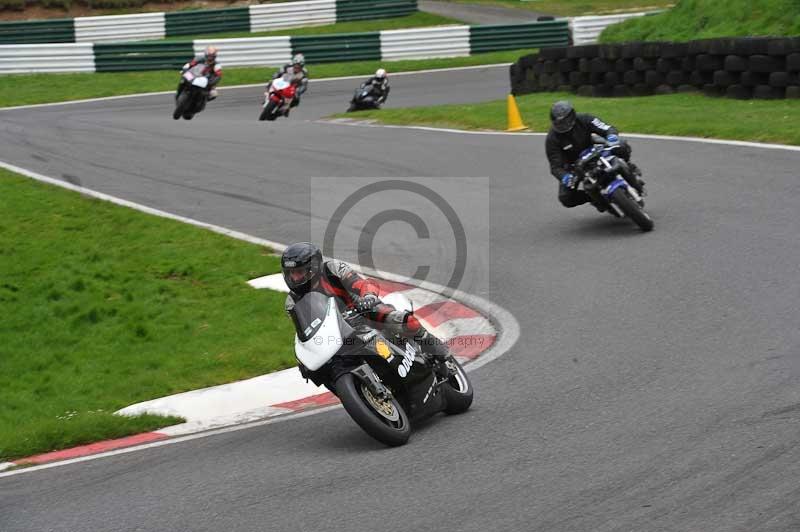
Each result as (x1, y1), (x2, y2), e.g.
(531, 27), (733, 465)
(338, 91), (800, 145)
(0, 169), (294, 461)
(600, 0), (800, 43)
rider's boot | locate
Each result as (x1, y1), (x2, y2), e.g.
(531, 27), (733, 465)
(627, 162), (647, 195)
(415, 329), (451, 362)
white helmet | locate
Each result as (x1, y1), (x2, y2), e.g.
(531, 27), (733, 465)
(292, 53), (305, 67)
(375, 68), (387, 79)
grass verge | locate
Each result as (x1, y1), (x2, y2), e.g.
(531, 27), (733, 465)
(0, 48), (531, 108)
(337, 91), (800, 145)
(449, 0), (674, 16)
(600, 0), (800, 43)
(0, 168), (294, 461)
(155, 12), (463, 42)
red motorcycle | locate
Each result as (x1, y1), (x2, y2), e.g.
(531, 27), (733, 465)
(259, 75), (296, 121)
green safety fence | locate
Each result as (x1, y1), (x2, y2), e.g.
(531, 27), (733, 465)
(165, 7), (250, 38)
(0, 18), (74, 44)
(469, 21), (570, 54)
(336, 0), (417, 22)
(94, 41), (194, 72)
(291, 32), (381, 63)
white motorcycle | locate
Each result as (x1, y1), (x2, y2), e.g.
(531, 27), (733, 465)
(291, 291), (473, 446)
(173, 64), (210, 121)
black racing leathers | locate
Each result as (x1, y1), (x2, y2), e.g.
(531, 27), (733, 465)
(545, 113), (633, 208)
(545, 113), (620, 180)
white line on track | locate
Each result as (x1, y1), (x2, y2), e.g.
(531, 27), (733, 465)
(0, 63), (511, 112)
(0, 159), (521, 478)
(322, 120), (800, 152)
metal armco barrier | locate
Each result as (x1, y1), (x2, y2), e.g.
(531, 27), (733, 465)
(0, 18), (74, 45)
(194, 36), (292, 68)
(93, 41), (194, 72)
(292, 32), (382, 63)
(1, 20), (568, 74)
(470, 21), (570, 54)
(0, 0), (417, 45)
(380, 25), (470, 60)
(569, 12), (648, 46)
(337, 0), (416, 21)
(75, 13), (166, 43)
(249, 0), (336, 33)
(511, 38), (800, 100)
(165, 7), (251, 38)
(0, 43), (94, 73)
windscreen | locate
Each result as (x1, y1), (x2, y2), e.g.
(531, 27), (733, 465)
(289, 291), (332, 342)
(188, 63), (206, 77)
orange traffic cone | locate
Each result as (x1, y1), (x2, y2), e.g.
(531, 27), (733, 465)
(506, 94), (528, 132)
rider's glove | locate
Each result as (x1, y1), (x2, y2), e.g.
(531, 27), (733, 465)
(181, 63), (190, 72)
(355, 294), (380, 313)
(561, 172), (577, 189)
(606, 134), (620, 146)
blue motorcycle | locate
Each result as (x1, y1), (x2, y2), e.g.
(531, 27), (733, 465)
(575, 143), (654, 232)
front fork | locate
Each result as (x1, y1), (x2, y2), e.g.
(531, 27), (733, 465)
(351, 364), (392, 400)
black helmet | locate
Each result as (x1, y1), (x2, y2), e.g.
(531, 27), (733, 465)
(281, 242), (322, 295)
(550, 100), (576, 134)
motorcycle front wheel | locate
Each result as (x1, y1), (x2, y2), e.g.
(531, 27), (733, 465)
(336, 372), (410, 446)
(173, 92), (190, 120)
(611, 187), (654, 232)
(259, 100), (277, 121)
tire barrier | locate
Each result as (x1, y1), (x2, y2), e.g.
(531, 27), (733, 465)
(0, 0), (416, 44)
(510, 37), (800, 100)
(1, 20), (569, 73)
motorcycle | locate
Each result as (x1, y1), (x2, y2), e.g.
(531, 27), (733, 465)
(259, 75), (296, 121)
(347, 83), (383, 112)
(173, 64), (210, 121)
(575, 142), (654, 232)
(290, 291), (473, 446)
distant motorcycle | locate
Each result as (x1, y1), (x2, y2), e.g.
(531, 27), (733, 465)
(173, 64), (210, 120)
(259, 75), (296, 121)
(575, 142), (654, 232)
(291, 291), (473, 446)
(347, 83), (383, 112)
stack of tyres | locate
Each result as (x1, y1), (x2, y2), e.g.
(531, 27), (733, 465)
(510, 37), (800, 100)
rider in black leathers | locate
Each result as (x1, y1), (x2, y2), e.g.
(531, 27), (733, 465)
(281, 243), (451, 383)
(545, 101), (645, 209)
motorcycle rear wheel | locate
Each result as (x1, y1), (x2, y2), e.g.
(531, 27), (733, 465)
(611, 187), (654, 232)
(259, 100), (278, 121)
(173, 92), (190, 120)
(441, 356), (473, 414)
(336, 373), (410, 446)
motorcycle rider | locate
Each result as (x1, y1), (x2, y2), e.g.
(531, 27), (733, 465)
(545, 100), (645, 209)
(281, 243), (452, 375)
(356, 68), (391, 107)
(177, 46), (223, 107)
(270, 53), (309, 114)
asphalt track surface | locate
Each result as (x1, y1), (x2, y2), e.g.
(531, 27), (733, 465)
(1, 66), (800, 532)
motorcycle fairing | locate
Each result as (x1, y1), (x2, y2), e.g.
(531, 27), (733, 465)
(294, 296), (355, 371)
